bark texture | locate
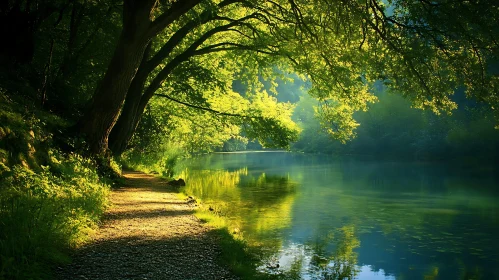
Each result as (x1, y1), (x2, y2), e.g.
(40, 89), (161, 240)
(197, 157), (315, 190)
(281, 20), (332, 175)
(108, 4), (228, 156)
(78, 30), (150, 154)
(78, 0), (202, 155)
(108, 46), (151, 156)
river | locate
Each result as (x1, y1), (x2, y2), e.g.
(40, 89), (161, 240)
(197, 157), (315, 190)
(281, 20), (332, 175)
(178, 152), (499, 279)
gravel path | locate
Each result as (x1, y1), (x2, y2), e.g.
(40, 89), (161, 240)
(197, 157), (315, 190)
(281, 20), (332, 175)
(56, 171), (238, 280)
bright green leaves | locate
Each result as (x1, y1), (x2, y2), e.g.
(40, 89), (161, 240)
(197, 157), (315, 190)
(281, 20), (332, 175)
(257, 0), (380, 142)
(374, 0), (499, 118)
(309, 84), (377, 143)
(139, 0), (499, 152)
(244, 91), (300, 148)
(276, 0), (498, 139)
(315, 102), (360, 144)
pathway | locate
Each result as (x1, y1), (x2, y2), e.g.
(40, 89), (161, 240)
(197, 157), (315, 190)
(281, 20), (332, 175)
(57, 171), (237, 280)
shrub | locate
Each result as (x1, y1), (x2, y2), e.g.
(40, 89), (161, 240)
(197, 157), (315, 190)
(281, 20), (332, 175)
(122, 142), (183, 178)
(0, 151), (109, 279)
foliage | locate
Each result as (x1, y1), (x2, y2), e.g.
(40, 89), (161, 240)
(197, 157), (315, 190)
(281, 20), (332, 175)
(122, 140), (183, 178)
(292, 84), (499, 160)
(3, 0), (499, 156)
(120, 70), (301, 173)
(120, 96), (239, 176)
(147, 53), (301, 151)
(0, 156), (109, 279)
(182, 193), (276, 280)
(0, 92), (55, 170)
(0, 0), (121, 116)
(220, 137), (248, 152)
(0, 91), (109, 279)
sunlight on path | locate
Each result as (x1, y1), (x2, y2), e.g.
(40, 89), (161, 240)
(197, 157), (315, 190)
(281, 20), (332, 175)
(57, 171), (237, 280)
(101, 171), (202, 241)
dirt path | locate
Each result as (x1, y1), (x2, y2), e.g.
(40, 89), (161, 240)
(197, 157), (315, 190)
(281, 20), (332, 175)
(57, 171), (237, 280)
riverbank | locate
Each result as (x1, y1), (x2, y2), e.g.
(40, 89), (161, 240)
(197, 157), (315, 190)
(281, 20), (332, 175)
(0, 93), (111, 279)
(56, 171), (238, 280)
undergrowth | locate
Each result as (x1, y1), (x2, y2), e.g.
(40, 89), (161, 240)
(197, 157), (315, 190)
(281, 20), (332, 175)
(121, 142), (183, 178)
(0, 91), (110, 279)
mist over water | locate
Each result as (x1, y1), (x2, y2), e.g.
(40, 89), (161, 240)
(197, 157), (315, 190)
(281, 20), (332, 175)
(180, 152), (499, 279)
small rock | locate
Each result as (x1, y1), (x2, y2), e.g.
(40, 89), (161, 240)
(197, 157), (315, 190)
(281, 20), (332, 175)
(168, 178), (186, 187)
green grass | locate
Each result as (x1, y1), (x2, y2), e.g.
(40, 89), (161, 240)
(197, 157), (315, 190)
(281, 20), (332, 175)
(0, 161), (110, 279)
(0, 90), (110, 279)
(121, 142), (184, 179)
(210, 228), (265, 279)
(187, 195), (277, 280)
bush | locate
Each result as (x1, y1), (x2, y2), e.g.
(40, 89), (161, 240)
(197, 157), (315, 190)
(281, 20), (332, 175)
(122, 142), (183, 178)
(0, 76), (111, 280)
(0, 151), (110, 279)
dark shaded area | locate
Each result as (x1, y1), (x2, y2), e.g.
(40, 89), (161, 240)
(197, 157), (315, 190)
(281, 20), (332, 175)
(56, 235), (233, 280)
(102, 209), (194, 221)
(0, 0), (120, 119)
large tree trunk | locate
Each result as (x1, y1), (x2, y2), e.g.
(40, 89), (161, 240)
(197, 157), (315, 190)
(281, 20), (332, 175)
(107, 2), (233, 156)
(109, 86), (156, 156)
(107, 34), (213, 156)
(77, 0), (201, 155)
(108, 63), (150, 156)
(107, 59), (180, 156)
(108, 42), (152, 156)
(78, 28), (151, 154)
(77, 0), (154, 155)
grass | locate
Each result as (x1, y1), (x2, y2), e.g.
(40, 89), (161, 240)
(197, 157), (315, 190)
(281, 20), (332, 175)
(0, 91), (110, 279)
(179, 192), (277, 280)
(121, 142), (184, 178)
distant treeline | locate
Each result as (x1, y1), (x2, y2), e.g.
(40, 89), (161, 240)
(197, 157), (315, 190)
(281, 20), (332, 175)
(223, 79), (499, 161)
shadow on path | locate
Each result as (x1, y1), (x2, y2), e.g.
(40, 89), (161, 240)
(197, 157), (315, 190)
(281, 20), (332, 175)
(56, 171), (237, 280)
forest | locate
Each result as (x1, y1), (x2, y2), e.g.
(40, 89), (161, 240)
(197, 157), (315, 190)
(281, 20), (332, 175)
(0, 0), (498, 279)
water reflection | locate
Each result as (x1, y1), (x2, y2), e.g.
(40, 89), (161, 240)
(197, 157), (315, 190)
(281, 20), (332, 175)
(308, 225), (360, 279)
(180, 152), (499, 279)
(180, 167), (297, 248)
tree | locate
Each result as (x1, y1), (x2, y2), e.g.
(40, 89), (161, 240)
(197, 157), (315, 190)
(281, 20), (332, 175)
(77, 0), (202, 154)
(78, 0), (499, 156)
(108, 0), (295, 155)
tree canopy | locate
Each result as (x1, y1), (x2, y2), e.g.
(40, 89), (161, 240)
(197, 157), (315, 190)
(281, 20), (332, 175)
(1, 0), (498, 156)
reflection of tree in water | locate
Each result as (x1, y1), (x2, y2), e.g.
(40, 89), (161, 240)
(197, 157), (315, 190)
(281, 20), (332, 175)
(239, 173), (296, 208)
(308, 225), (360, 280)
(181, 168), (297, 251)
(182, 154), (499, 279)
(180, 168), (247, 203)
(458, 262), (483, 280)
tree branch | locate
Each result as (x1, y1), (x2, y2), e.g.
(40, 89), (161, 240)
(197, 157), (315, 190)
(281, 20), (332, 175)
(193, 42), (279, 56)
(154, 93), (255, 119)
(148, 0), (203, 38)
(143, 12), (268, 105)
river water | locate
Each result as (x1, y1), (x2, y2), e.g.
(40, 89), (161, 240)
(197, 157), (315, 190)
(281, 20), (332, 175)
(179, 152), (499, 279)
